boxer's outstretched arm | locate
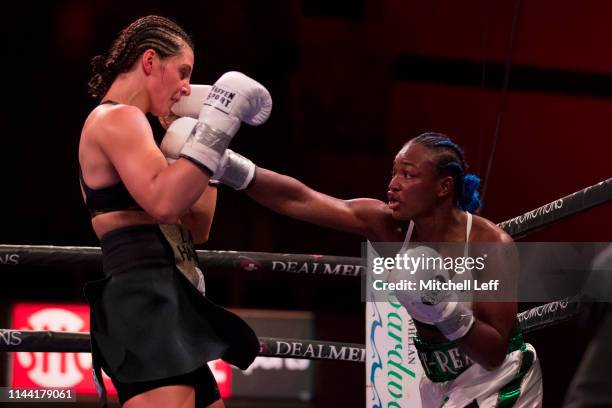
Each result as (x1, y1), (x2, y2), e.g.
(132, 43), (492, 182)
(246, 167), (392, 241)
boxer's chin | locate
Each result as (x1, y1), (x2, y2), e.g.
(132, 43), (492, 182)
(390, 205), (413, 222)
(390, 209), (407, 221)
(151, 105), (171, 118)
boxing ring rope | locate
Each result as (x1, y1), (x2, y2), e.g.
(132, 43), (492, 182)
(0, 295), (581, 362)
(0, 331), (367, 363)
(497, 178), (611, 239)
(0, 178), (610, 363)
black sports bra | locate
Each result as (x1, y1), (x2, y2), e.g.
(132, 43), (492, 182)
(80, 100), (143, 218)
(79, 168), (143, 218)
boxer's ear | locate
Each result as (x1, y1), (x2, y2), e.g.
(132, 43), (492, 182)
(141, 49), (156, 75)
(437, 175), (454, 199)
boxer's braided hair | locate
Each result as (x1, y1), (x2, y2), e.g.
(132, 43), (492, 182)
(411, 132), (482, 213)
(88, 15), (193, 99)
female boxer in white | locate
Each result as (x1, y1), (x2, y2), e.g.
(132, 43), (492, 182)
(204, 132), (543, 407)
(79, 15), (271, 408)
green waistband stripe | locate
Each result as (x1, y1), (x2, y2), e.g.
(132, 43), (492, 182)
(497, 346), (534, 408)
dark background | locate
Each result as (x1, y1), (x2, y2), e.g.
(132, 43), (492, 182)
(1, 0), (611, 406)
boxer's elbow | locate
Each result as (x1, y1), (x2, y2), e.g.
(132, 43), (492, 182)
(462, 333), (508, 370)
(192, 232), (209, 245)
(154, 212), (181, 225)
(188, 221), (210, 244)
(480, 347), (507, 370)
(150, 203), (182, 224)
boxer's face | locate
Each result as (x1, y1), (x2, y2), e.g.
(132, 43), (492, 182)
(148, 43), (193, 117)
(388, 142), (441, 221)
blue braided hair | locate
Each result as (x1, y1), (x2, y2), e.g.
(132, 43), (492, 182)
(410, 132), (482, 213)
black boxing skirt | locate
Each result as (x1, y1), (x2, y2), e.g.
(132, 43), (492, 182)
(83, 224), (259, 402)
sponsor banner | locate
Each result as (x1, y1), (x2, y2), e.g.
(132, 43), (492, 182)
(7, 304), (314, 401)
(9, 303), (117, 397)
(6, 305), (238, 398)
(366, 300), (422, 407)
(232, 310), (314, 400)
(210, 360), (232, 398)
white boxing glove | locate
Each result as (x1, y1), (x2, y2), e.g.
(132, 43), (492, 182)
(388, 246), (475, 341)
(171, 84), (212, 118)
(201, 72), (272, 126)
(211, 149), (256, 190)
(160, 117), (198, 164)
(179, 72), (272, 174)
